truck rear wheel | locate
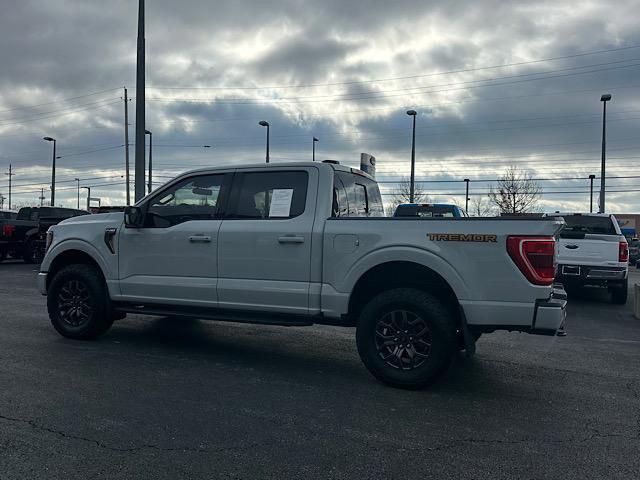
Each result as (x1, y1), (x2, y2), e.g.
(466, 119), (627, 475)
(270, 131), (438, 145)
(356, 288), (457, 389)
(47, 264), (114, 339)
(610, 279), (628, 305)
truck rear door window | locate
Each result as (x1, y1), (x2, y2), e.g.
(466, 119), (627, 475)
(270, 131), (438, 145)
(334, 171), (384, 217)
(228, 171), (308, 220)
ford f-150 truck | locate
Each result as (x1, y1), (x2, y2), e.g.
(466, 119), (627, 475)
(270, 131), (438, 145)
(549, 213), (629, 304)
(38, 161), (566, 388)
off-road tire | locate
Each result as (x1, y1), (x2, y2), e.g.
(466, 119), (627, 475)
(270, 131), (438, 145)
(611, 279), (628, 305)
(47, 264), (114, 339)
(22, 238), (39, 264)
(356, 288), (457, 389)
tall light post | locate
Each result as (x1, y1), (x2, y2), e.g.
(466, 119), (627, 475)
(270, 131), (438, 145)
(81, 186), (91, 211)
(145, 129), (152, 193)
(406, 110), (417, 203)
(464, 178), (470, 214)
(589, 174), (596, 213)
(258, 121), (270, 163)
(43, 137), (57, 206)
(312, 136), (319, 162)
(599, 94), (611, 213)
(75, 178), (80, 209)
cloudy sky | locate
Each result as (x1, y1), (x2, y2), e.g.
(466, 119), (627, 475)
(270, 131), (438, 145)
(0, 0), (639, 213)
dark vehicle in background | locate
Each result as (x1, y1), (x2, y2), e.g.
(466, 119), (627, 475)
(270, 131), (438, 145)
(0, 210), (18, 220)
(394, 203), (468, 218)
(0, 207), (89, 263)
(628, 237), (639, 266)
(90, 206), (126, 214)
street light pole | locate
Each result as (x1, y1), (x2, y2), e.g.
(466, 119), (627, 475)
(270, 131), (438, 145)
(312, 136), (319, 162)
(75, 178), (80, 209)
(145, 129), (152, 193)
(406, 110), (417, 203)
(259, 121), (270, 163)
(589, 174), (596, 213)
(464, 178), (470, 214)
(599, 94), (611, 213)
(43, 137), (56, 206)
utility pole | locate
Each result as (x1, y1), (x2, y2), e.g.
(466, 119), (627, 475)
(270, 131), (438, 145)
(0, 194), (5, 209)
(312, 136), (319, 162)
(589, 174), (596, 213)
(39, 188), (45, 207)
(406, 110), (417, 203)
(123, 87), (131, 205)
(599, 94), (611, 213)
(134, 0), (146, 201)
(464, 178), (470, 214)
(4, 164), (14, 210)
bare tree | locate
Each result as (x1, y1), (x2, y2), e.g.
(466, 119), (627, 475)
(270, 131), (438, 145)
(488, 167), (541, 214)
(470, 196), (496, 217)
(390, 177), (429, 206)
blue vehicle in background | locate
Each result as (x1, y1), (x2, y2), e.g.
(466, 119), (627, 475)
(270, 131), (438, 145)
(393, 203), (468, 218)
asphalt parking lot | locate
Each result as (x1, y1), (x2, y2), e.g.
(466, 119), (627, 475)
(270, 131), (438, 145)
(0, 262), (639, 479)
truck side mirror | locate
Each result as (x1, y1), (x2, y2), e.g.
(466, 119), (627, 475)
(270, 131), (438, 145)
(124, 206), (143, 228)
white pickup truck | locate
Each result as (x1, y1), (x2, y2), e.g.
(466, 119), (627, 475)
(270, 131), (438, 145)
(550, 213), (629, 304)
(38, 161), (566, 388)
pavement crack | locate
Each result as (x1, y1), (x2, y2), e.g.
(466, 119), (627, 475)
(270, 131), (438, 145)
(0, 412), (245, 454)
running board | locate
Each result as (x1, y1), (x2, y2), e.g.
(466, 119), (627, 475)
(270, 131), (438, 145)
(112, 302), (317, 327)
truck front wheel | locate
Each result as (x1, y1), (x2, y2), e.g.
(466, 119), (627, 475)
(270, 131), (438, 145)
(356, 288), (457, 389)
(47, 264), (114, 339)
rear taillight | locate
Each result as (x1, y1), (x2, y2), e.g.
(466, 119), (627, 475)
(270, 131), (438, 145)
(619, 242), (629, 263)
(507, 236), (556, 286)
(2, 224), (15, 238)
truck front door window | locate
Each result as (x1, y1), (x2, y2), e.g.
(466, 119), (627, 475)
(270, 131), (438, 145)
(146, 174), (223, 227)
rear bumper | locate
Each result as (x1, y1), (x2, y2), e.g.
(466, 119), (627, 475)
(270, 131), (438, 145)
(530, 284), (567, 335)
(556, 264), (627, 283)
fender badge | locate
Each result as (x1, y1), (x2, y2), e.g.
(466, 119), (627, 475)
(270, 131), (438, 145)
(428, 233), (497, 243)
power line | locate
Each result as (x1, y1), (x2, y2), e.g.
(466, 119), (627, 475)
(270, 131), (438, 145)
(145, 44), (640, 91)
(145, 61), (640, 105)
(0, 87), (122, 114)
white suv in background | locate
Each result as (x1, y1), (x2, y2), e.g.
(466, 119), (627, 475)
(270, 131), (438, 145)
(551, 213), (629, 304)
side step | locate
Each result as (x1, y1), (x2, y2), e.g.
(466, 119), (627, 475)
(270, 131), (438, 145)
(112, 302), (317, 327)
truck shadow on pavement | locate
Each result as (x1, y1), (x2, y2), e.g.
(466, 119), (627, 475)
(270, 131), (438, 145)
(101, 315), (515, 397)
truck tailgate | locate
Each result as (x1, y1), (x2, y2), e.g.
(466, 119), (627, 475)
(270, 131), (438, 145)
(557, 235), (620, 267)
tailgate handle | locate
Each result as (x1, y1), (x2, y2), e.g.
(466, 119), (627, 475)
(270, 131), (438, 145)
(189, 235), (212, 243)
(565, 244), (579, 249)
(278, 235), (305, 244)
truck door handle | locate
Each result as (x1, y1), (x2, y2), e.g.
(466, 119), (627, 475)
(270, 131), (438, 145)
(189, 235), (212, 243)
(278, 235), (305, 244)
